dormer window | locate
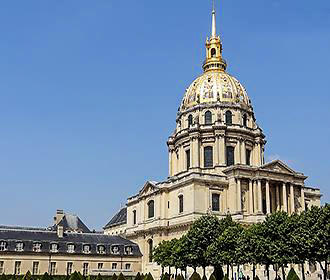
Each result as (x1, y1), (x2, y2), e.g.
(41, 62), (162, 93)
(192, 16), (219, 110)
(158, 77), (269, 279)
(188, 115), (193, 127)
(98, 245), (106, 254)
(67, 244), (75, 253)
(125, 246), (133, 255)
(0, 241), (7, 251)
(15, 242), (24, 252)
(33, 243), (42, 252)
(111, 246), (120, 255)
(83, 245), (91, 254)
(50, 243), (59, 253)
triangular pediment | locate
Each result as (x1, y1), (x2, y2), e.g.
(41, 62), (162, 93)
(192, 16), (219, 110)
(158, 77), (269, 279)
(260, 160), (297, 174)
(139, 181), (159, 196)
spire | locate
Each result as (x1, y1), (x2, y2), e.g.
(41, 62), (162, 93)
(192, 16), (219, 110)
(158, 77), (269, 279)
(212, 0), (216, 38)
(202, 0), (227, 72)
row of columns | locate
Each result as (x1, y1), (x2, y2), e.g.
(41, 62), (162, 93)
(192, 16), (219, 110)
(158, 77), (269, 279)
(236, 178), (306, 215)
(168, 135), (264, 176)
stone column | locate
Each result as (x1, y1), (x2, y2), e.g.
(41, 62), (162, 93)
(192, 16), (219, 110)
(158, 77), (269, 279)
(168, 149), (173, 177)
(282, 182), (288, 212)
(290, 184), (295, 214)
(242, 140), (246, 165)
(215, 135), (220, 166)
(271, 185), (276, 213)
(276, 184), (280, 211)
(220, 135), (226, 165)
(249, 179), (253, 214)
(257, 180), (262, 213)
(237, 178), (242, 213)
(253, 181), (258, 213)
(301, 186), (305, 212)
(235, 141), (241, 164)
(266, 180), (271, 214)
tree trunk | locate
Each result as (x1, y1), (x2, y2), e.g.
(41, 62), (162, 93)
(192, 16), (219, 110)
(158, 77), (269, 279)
(275, 265), (278, 280)
(169, 267), (171, 276)
(203, 266), (206, 277)
(318, 261), (328, 280)
(281, 266), (286, 280)
(237, 265), (240, 279)
(231, 264), (234, 280)
(252, 264), (256, 280)
(176, 268), (178, 278)
(266, 265), (270, 280)
(301, 262), (305, 280)
(227, 264), (230, 278)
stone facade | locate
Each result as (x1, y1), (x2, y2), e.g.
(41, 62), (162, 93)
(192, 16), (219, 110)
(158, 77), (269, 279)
(104, 6), (322, 280)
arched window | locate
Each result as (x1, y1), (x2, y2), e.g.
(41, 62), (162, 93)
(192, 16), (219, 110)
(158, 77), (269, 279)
(188, 114), (193, 127)
(147, 200), (154, 218)
(242, 114), (247, 127)
(133, 210), (137, 225)
(178, 195), (184, 213)
(205, 111), (212, 125)
(204, 146), (213, 168)
(211, 48), (216, 58)
(148, 239), (153, 263)
(226, 146), (235, 166)
(246, 149), (251, 166)
(186, 149), (190, 170)
(225, 111), (232, 125)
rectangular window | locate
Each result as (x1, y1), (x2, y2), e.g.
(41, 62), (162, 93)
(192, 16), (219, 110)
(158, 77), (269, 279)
(112, 263), (117, 270)
(98, 263), (103, 270)
(212, 193), (220, 212)
(51, 243), (58, 253)
(16, 242), (24, 252)
(50, 262), (56, 275)
(0, 242), (7, 251)
(226, 146), (235, 166)
(133, 210), (137, 225)
(33, 243), (42, 252)
(67, 244), (75, 253)
(33, 262), (39, 275)
(0, 261), (4, 274)
(125, 263), (131, 270)
(204, 146), (213, 168)
(67, 262), (73, 275)
(186, 149), (190, 170)
(246, 149), (251, 166)
(179, 195), (184, 213)
(14, 261), (21, 275)
(83, 263), (89, 276)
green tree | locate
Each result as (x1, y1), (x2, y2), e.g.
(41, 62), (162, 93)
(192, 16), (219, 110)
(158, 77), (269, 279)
(69, 272), (81, 280)
(111, 274), (118, 280)
(287, 268), (300, 280)
(303, 205), (330, 280)
(189, 272), (201, 280)
(206, 223), (244, 280)
(117, 273), (126, 280)
(153, 240), (174, 275)
(134, 273), (142, 280)
(185, 215), (222, 274)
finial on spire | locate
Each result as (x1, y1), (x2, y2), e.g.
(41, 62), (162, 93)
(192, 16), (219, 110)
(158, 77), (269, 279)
(212, 0), (217, 38)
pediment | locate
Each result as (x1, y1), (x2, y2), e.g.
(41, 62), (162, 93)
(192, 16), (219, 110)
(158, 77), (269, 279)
(139, 181), (159, 196)
(260, 160), (297, 174)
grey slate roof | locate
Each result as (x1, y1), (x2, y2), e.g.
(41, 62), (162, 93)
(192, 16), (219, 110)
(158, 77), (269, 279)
(0, 226), (142, 257)
(104, 208), (127, 229)
(52, 214), (91, 233)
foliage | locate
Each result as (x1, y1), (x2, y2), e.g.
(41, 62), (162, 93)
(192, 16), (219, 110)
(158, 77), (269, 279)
(22, 271), (33, 280)
(287, 268), (300, 280)
(209, 274), (216, 280)
(111, 274), (117, 280)
(176, 275), (184, 280)
(68, 273), (81, 280)
(134, 273), (142, 280)
(145, 273), (153, 280)
(117, 273), (125, 280)
(96, 274), (103, 280)
(189, 272), (201, 280)
(201, 276), (207, 280)
(222, 275), (229, 280)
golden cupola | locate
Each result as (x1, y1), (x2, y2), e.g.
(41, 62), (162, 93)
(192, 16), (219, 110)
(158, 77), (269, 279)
(180, 5), (251, 112)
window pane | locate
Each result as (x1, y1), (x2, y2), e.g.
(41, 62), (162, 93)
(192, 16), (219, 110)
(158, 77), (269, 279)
(148, 201), (154, 218)
(246, 149), (251, 166)
(212, 194), (220, 211)
(225, 111), (232, 125)
(226, 146), (235, 166)
(179, 196), (184, 213)
(186, 149), (190, 170)
(204, 146), (213, 168)
(205, 111), (212, 124)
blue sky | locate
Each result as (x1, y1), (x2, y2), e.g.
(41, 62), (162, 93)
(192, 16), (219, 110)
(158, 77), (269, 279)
(0, 0), (329, 230)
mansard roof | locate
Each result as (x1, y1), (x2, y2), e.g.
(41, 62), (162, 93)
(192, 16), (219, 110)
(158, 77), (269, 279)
(104, 207), (127, 229)
(0, 226), (141, 257)
(51, 213), (91, 233)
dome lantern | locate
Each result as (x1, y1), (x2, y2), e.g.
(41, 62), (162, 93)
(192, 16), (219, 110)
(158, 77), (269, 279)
(203, 1), (227, 72)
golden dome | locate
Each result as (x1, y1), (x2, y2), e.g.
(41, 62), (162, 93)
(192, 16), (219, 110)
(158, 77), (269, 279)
(180, 71), (250, 111)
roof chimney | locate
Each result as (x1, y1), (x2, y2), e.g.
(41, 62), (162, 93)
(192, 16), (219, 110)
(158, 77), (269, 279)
(57, 225), (64, 238)
(54, 209), (65, 225)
